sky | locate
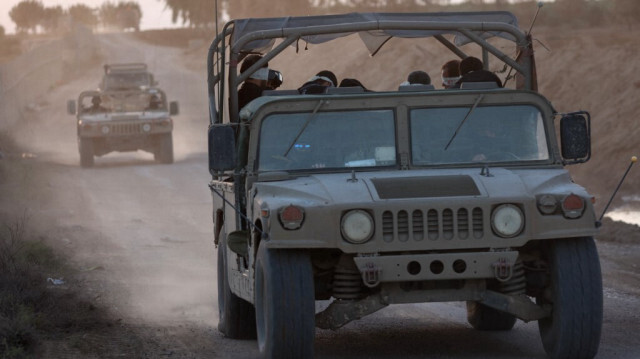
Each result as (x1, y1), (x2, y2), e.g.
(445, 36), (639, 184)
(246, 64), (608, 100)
(0, 0), (183, 34)
(1, 0), (556, 34)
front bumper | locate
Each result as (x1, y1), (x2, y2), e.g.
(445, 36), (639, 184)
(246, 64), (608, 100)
(353, 250), (518, 285)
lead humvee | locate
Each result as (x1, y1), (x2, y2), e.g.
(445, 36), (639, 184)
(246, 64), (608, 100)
(68, 89), (179, 167)
(207, 12), (602, 359)
(68, 64), (179, 167)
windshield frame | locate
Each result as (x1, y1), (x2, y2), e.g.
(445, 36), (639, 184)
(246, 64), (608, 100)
(244, 91), (559, 176)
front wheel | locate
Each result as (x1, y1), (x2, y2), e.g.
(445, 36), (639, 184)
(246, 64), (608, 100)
(255, 245), (314, 358)
(79, 138), (94, 168)
(217, 232), (256, 339)
(154, 133), (173, 164)
(538, 237), (603, 359)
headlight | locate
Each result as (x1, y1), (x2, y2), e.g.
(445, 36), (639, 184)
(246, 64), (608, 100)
(341, 210), (374, 244)
(142, 123), (151, 132)
(101, 125), (110, 134)
(491, 204), (524, 238)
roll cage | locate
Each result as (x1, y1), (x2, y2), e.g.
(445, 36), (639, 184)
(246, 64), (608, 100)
(206, 11), (535, 125)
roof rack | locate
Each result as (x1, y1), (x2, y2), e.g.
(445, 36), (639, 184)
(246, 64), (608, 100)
(104, 63), (148, 74)
(208, 11), (534, 124)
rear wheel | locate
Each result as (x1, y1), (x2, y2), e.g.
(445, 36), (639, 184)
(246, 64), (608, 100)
(466, 301), (516, 331)
(538, 237), (603, 359)
(217, 232), (256, 339)
(255, 245), (314, 358)
(79, 138), (94, 168)
(155, 133), (173, 164)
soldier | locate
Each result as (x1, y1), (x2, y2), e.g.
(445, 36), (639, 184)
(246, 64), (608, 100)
(87, 96), (108, 113)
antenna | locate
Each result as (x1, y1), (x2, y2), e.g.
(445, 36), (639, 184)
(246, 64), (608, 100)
(597, 156), (637, 226)
(528, 1), (545, 35)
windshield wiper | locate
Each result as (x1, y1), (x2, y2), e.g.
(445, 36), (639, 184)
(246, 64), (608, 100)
(444, 94), (484, 151)
(282, 99), (326, 157)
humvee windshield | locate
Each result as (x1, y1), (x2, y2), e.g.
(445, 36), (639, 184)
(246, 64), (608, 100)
(80, 91), (164, 114)
(258, 109), (396, 171)
(411, 105), (549, 165)
(257, 105), (549, 171)
(104, 73), (151, 90)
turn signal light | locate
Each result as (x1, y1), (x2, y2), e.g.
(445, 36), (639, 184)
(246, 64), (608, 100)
(279, 205), (304, 230)
(561, 194), (584, 219)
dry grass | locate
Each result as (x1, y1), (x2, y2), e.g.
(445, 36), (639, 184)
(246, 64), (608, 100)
(0, 133), (113, 358)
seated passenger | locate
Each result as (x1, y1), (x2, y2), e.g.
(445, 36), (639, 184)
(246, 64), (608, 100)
(441, 60), (461, 89)
(400, 70), (431, 86)
(298, 70), (337, 94)
(339, 78), (367, 89)
(147, 94), (163, 110)
(238, 55), (282, 109)
(453, 57), (503, 88)
(86, 96), (108, 113)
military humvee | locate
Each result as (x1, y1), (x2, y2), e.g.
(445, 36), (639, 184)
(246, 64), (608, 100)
(207, 12), (602, 359)
(68, 88), (179, 167)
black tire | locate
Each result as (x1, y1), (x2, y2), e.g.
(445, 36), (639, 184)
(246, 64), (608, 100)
(538, 237), (603, 359)
(466, 301), (517, 331)
(79, 138), (94, 168)
(155, 133), (174, 164)
(255, 245), (314, 359)
(217, 232), (256, 339)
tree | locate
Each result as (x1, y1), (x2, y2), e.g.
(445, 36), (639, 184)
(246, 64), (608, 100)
(164, 0), (216, 27)
(99, 1), (142, 31)
(40, 5), (64, 33)
(116, 1), (142, 31)
(0, 25), (5, 38)
(9, 0), (45, 34)
(69, 4), (99, 28)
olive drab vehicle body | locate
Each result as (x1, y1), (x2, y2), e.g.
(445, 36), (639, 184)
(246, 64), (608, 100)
(68, 64), (179, 167)
(207, 12), (602, 359)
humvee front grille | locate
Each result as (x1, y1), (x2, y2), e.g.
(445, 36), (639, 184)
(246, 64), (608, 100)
(109, 122), (144, 135)
(381, 207), (484, 242)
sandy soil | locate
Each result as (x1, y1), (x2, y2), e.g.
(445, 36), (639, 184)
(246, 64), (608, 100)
(1, 25), (639, 358)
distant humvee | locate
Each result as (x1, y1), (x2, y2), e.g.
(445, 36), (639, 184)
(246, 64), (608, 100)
(68, 66), (179, 167)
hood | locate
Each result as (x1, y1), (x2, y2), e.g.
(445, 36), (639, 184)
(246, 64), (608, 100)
(253, 167), (590, 207)
(80, 111), (169, 122)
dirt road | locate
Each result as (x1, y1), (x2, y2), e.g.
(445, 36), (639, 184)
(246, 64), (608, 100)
(8, 33), (640, 358)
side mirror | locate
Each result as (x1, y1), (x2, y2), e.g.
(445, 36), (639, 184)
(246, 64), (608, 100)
(169, 101), (179, 116)
(67, 100), (76, 115)
(560, 112), (590, 164)
(208, 124), (237, 174)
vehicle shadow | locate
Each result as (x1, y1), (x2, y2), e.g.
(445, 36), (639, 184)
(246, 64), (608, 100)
(314, 316), (547, 358)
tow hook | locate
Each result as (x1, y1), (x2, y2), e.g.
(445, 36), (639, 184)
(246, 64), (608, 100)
(362, 262), (381, 288)
(492, 257), (513, 282)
